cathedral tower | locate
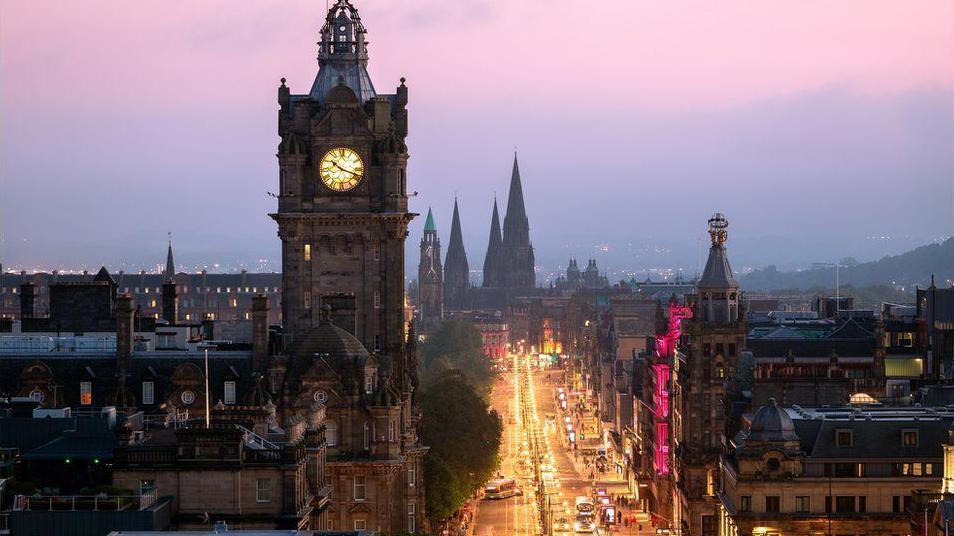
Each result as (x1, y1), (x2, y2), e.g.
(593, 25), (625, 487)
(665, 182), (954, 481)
(500, 153), (535, 288)
(417, 208), (443, 333)
(443, 198), (470, 310)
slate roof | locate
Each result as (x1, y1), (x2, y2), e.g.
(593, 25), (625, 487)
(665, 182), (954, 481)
(698, 243), (740, 290)
(797, 417), (951, 459)
(21, 430), (115, 460)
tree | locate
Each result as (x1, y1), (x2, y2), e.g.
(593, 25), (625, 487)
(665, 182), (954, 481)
(419, 371), (503, 526)
(420, 320), (495, 394)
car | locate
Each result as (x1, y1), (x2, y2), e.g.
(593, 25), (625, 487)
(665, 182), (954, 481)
(553, 517), (572, 532)
(573, 517), (595, 533)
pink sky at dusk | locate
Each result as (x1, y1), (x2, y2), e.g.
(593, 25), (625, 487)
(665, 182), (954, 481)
(1, 0), (953, 274)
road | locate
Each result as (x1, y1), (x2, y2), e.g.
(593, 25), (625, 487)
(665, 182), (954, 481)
(475, 353), (651, 536)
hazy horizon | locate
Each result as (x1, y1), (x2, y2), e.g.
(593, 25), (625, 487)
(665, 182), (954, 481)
(2, 0), (952, 280)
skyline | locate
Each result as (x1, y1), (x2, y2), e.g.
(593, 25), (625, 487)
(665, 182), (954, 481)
(2, 0), (953, 276)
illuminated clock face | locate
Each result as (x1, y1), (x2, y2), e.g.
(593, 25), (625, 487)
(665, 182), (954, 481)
(319, 147), (364, 192)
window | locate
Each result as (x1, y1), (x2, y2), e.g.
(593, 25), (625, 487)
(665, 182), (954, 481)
(181, 390), (196, 405)
(893, 495), (902, 513)
(304, 291), (312, 309)
(835, 429), (853, 447)
(224, 381), (236, 405)
(365, 375), (374, 394)
(703, 343), (711, 357)
(29, 389), (45, 402)
(326, 421), (338, 447)
(765, 496), (780, 513)
(140, 480), (156, 494)
(354, 475), (367, 501)
(795, 496), (810, 513)
(408, 464), (416, 487)
(728, 343), (737, 357)
(858, 495), (866, 513)
(304, 243), (311, 261)
(150, 299), (157, 308)
(740, 496), (751, 512)
(363, 422), (370, 450)
(80, 381), (92, 405)
(715, 343), (725, 356)
(142, 381), (155, 405)
(388, 420), (396, 442)
(374, 291), (381, 308)
(354, 520), (367, 530)
(408, 502), (416, 532)
(373, 335), (382, 352)
(926, 463), (934, 476)
(230, 298), (237, 307)
(835, 496), (856, 513)
(903, 430), (919, 447)
(256, 478), (272, 502)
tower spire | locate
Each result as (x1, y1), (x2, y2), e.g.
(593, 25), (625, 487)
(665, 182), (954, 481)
(444, 198), (470, 309)
(483, 197), (503, 287)
(164, 233), (175, 282)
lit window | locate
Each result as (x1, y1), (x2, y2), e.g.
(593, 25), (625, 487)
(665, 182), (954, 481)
(142, 381), (155, 405)
(795, 496), (810, 513)
(224, 381), (236, 405)
(216, 288), (221, 293)
(230, 298), (237, 308)
(354, 475), (366, 501)
(80, 381), (92, 405)
(208, 313), (216, 320)
(150, 299), (157, 308)
(244, 312), (250, 320)
(185, 314), (191, 321)
(354, 520), (367, 531)
(256, 478), (271, 502)
(226, 288), (231, 293)
(145, 288), (150, 294)
(304, 244), (311, 261)
(408, 464), (416, 487)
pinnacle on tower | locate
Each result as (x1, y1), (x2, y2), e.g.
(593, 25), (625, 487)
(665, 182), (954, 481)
(502, 153), (529, 248)
(424, 207), (437, 232)
(444, 198), (471, 309)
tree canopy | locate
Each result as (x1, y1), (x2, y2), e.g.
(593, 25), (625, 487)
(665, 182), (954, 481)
(419, 371), (502, 525)
(420, 319), (495, 394)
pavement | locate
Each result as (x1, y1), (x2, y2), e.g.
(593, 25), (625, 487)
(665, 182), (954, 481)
(473, 357), (654, 536)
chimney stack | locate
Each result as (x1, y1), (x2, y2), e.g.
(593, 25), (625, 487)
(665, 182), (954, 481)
(19, 282), (36, 319)
(252, 294), (269, 372)
(116, 295), (135, 371)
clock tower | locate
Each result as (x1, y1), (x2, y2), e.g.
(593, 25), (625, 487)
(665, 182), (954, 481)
(417, 207), (443, 334)
(271, 0), (412, 365)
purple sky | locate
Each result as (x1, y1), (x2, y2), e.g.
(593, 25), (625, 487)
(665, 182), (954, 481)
(2, 0), (952, 279)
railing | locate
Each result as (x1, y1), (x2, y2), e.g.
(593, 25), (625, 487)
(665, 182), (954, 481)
(236, 424), (279, 450)
(117, 447), (176, 465)
(13, 493), (150, 512)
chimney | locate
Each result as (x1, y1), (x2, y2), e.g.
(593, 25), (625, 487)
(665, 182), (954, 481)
(19, 282), (36, 319)
(116, 294), (135, 371)
(161, 281), (178, 325)
(252, 294), (269, 371)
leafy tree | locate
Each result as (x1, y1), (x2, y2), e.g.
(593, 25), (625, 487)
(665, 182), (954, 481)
(420, 320), (495, 394)
(419, 371), (503, 526)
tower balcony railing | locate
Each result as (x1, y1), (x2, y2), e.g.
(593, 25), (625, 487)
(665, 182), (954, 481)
(13, 489), (157, 512)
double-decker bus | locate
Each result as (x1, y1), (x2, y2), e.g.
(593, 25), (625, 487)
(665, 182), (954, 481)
(484, 478), (521, 499)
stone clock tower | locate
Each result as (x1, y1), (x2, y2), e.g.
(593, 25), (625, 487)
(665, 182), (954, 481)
(271, 0), (411, 366)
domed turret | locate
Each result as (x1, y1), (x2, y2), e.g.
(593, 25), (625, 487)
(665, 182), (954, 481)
(289, 306), (370, 364)
(748, 398), (799, 442)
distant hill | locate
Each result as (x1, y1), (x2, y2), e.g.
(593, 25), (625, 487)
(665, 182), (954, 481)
(742, 237), (953, 291)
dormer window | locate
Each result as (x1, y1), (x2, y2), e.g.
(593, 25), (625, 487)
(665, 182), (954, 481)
(365, 375), (374, 394)
(902, 429), (919, 447)
(836, 429), (853, 447)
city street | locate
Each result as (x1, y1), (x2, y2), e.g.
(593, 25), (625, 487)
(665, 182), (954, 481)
(475, 354), (650, 536)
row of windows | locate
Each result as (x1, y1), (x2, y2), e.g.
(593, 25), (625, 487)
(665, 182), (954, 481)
(68, 380), (240, 407)
(739, 495), (868, 514)
(814, 461), (936, 478)
(835, 428), (920, 447)
(303, 242), (381, 261)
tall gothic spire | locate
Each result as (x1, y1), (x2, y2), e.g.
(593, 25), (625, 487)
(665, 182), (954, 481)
(424, 207), (437, 233)
(482, 197), (503, 287)
(502, 152), (529, 248)
(698, 213), (739, 290)
(444, 198), (470, 309)
(164, 233), (175, 282)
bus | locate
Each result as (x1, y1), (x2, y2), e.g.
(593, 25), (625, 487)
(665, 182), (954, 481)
(484, 478), (521, 499)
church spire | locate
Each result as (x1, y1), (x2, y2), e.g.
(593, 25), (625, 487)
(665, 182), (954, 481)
(443, 198), (470, 309)
(164, 233), (175, 282)
(502, 152), (529, 248)
(482, 197), (503, 287)
(424, 207), (437, 232)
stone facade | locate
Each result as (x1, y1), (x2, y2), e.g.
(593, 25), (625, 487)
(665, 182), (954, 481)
(417, 208), (443, 334)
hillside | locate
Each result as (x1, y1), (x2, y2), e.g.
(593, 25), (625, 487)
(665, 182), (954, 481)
(742, 237), (953, 291)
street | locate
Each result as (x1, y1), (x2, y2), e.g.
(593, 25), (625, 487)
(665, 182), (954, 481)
(475, 353), (651, 536)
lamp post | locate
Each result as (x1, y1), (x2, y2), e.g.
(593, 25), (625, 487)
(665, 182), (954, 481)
(198, 342), (214, 428)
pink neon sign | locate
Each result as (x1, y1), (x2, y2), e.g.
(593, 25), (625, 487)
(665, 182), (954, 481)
(652, 302), (692, 475)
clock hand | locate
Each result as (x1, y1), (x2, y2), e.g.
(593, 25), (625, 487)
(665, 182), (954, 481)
(330, 160), (357, 177)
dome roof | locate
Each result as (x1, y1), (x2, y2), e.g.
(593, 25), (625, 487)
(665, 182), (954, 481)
(748, 398), (799, 442)
(289, 309), (369, 363)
